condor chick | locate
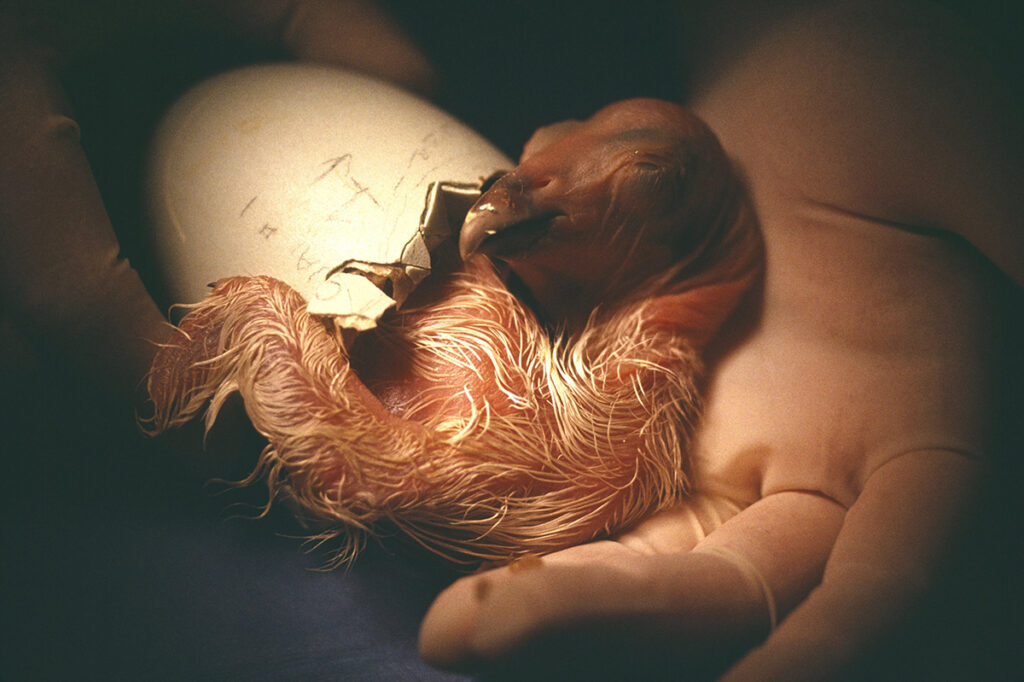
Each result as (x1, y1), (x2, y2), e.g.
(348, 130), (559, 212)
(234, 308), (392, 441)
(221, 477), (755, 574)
(145, 99), (762, 566)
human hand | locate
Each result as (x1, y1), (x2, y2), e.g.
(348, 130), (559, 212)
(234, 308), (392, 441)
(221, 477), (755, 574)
(420, 450), (985, 680)
(418, 491), (840, 679)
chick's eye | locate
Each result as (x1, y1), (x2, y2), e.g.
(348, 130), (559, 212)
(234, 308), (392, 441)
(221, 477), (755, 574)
(633, 160), (662, 173)
(625, 157), (685, 207)
(628, 159), (674, 190)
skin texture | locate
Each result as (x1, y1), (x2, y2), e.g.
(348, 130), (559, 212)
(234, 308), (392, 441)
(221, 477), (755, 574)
(144, 100), (762, 565)
(459, 99), (759, 342)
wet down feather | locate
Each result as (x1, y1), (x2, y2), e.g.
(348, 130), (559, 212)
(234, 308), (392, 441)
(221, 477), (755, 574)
(144, 99), (763, 566)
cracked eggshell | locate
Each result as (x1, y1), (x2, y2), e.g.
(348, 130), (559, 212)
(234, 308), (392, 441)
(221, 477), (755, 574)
(146, 63), (511, 326)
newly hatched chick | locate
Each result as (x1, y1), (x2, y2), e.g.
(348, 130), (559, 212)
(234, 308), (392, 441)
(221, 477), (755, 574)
(145, 99), (762, 565)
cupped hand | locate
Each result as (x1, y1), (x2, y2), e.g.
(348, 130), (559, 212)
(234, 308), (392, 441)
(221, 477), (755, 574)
(420, 490), (847, 680)
(420, 446), (990, 680)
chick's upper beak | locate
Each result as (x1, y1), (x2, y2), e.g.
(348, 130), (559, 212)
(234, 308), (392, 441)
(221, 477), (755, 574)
(459, 172), (559, 261)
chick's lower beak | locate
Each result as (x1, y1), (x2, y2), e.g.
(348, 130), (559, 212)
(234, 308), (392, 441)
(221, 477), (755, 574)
(459, 173), (557, 261)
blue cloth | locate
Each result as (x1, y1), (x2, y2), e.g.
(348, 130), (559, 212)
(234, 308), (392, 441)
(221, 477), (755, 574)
(0, 371), (469, 681)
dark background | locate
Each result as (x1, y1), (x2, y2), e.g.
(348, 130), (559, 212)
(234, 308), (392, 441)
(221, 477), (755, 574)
(2, 1), (1021, 680)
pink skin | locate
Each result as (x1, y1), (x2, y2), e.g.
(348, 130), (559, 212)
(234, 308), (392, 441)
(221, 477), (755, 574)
(459, 98), (760, 342)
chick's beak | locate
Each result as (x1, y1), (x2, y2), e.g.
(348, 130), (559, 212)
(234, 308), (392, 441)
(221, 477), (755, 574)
(458, 172), (560, 261)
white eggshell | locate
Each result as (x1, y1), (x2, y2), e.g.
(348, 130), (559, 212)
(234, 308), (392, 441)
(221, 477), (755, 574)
(146, 63), (511, 325)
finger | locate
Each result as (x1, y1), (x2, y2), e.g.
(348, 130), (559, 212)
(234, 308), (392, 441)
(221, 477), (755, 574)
(210, 0), (438, 95)
(0, 37), (171, 402)
(419, 491), (844, 679)
(691, 489), (846, 621)
(722, 449), (984, 681)
(420, 542), (771, 680)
